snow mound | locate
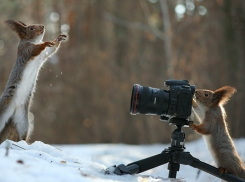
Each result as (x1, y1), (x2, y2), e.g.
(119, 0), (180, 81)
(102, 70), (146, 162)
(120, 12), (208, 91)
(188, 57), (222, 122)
(0, 140), (180, 182)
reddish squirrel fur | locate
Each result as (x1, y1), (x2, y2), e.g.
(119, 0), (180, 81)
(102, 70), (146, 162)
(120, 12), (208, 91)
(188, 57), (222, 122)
(0, 20), (66, 143)
(190, 86), (245, 179)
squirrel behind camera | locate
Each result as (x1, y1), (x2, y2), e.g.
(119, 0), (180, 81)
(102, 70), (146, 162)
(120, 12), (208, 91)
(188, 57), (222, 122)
(190, 86), (245, 180)
(0, 20), (67, 143)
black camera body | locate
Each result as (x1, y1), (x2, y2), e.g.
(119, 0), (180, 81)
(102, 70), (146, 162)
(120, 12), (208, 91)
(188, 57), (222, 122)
(130, 80), (195, 123)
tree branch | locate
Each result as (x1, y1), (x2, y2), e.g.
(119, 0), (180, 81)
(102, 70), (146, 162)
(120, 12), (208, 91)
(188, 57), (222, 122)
(103, 11), (164, 40)
(139, 0), (165, 40)
(160, 0), (173, 78)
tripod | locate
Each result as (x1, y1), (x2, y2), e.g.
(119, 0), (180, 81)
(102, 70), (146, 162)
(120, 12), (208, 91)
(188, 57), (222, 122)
(106, 118), (245, 182)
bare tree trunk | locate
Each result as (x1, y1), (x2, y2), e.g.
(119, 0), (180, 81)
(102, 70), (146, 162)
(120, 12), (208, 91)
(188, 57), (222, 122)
(160, 0), (173, 78)
(235, 31), (245, 138)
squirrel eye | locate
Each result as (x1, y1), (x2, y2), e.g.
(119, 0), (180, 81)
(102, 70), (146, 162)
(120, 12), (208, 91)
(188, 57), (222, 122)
(29, 27), (35, 31)
(204, 93), (209, 97)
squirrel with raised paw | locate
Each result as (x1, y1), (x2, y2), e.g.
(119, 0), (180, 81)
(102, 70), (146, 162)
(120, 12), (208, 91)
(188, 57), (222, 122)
(0, 20), (67, 143)
(190, 86), (245, 180)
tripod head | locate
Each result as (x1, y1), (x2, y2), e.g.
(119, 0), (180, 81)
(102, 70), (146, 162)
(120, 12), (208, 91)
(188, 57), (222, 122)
(167, 117), (190, 151)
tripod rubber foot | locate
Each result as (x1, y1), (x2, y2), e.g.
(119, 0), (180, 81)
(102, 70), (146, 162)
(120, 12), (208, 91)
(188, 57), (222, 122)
(105, 164), (131, 175)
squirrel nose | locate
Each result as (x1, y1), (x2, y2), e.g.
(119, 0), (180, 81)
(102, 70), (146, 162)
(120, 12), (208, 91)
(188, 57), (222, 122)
(40, 25), (44, 29)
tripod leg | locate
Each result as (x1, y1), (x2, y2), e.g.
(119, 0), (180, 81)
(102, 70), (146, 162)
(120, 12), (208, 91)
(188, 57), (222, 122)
(168, 162), (180, 178)
(127, 151), (171, 174)
(106, 151), (171, 175)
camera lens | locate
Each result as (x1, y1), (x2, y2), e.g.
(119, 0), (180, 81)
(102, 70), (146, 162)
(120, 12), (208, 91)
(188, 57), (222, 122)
(130, 84), (169, 115)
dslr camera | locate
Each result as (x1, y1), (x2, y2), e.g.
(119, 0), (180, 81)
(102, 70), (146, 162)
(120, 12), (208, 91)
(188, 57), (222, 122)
(130, 80), (195, 125)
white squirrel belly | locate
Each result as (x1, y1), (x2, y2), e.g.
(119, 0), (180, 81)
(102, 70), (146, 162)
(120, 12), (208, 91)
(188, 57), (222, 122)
(195, 100), (208, 122)
(13, 55), (45, 106)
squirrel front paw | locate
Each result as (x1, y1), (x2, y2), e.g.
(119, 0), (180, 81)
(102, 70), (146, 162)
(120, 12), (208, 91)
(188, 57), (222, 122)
(56, 34), (67, 42)
(189, 123), (197, 130)
(45, 41), (55, 47)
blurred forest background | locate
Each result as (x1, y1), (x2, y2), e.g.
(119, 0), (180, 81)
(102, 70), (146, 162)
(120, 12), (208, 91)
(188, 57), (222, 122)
(0, 0), (245, 144)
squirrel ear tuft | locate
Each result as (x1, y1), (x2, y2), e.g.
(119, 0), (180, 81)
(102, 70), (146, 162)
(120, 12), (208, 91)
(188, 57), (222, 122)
(212, 86), (236, 105)
(5, 20), (27, 39)
(17, 21), (27, 26)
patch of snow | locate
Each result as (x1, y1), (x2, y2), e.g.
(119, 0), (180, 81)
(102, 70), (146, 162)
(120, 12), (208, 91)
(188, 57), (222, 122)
(0, 138), (244, 182)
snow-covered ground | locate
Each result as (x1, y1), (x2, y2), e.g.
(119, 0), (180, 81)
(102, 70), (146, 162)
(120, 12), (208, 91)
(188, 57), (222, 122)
(0, 138), (244, 182)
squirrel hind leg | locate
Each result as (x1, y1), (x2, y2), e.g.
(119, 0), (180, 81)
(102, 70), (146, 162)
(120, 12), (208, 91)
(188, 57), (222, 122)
(25, 112), (34, 143)
(0, 119), (19, 143)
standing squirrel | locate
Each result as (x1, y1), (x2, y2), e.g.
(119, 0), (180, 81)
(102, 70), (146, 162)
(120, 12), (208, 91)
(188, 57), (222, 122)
(190, 86), (245, 180)
(0, 20), (67, 143)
